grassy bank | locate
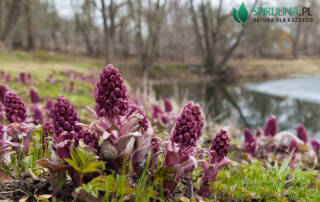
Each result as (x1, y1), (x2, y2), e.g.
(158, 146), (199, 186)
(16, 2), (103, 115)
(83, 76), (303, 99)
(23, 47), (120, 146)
(1, 50), (320, 201)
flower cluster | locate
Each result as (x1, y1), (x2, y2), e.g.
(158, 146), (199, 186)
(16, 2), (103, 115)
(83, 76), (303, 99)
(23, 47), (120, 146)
(264, 117), (278, 136)
(164, 98), (173, 112)
(95, 64), (129, 118)
(243, 128), (256, 156)
(30, 87), (41, 104)
(297, 124), (308, 144)
(210, 130), (230, 162)
(172, 102), (204, 147)
(53, 96), (81, 136)
(4, 92), (27, 123)
(0, 84), (8, 103)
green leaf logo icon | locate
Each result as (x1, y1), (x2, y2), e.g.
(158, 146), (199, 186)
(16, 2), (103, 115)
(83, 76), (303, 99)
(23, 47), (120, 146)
(233, 2), (249, 27)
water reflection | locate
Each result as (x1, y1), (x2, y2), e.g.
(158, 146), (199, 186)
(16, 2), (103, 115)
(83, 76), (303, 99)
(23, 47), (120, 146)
(152, 81), (320, 140)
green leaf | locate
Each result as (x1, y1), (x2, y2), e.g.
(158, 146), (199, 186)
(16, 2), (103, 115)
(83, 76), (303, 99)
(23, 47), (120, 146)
(76, 148), (87, 167)
(233, 8), (241, 23)
(86, 161), (105, 169)
(65, 158), (81, 172)
(82, 168), (99, 173)
(238, 2), (249, 27)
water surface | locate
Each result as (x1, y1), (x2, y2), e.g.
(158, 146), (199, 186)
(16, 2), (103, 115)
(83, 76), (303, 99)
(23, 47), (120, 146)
(152, 76), (320, 140)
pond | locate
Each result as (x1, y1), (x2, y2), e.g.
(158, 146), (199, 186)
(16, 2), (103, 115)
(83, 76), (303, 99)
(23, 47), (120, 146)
(152, 76), (320, 140)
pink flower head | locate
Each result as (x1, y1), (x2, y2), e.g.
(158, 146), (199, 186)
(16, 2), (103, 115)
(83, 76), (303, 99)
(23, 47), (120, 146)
(78, 129), (99, 150)
(255, 128), (262, 137)
(151, 137), (159, 153)
(5, 74), (11, 82)
(44, 98), (54, 118)
(95, 64), (129, 118)
(244, 128), (256, 156)
(127, 103), (149, 133)
(19, 72), (27, 84)
(0, 85), (9, 103)
(32, 105), (44, 125)
(172, 102), (205, 147)
(288, 139), (299, 154)
(152, 104), (162, 119)
(296, 124), (308, 144)
(210, 130), (230, 162)
(164, 98), (173, 112)
(4, 92), (27, 123)
(55, 131), (77, 160)
(311, 139), (320, 154)
(27, 73), (32, 83)
(53, 96), (81, 136)
(30, 87), (41, 104)
(264, 117), (278, 136)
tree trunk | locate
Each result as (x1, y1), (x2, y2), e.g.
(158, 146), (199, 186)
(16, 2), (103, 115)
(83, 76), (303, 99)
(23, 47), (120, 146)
(1, 0), (21, 47)
(25, 0), (34, 50)
(100, 0), (110, 63)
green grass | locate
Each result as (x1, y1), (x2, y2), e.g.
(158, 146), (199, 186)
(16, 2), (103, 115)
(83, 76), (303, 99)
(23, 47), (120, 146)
(212, 161), (320, 201)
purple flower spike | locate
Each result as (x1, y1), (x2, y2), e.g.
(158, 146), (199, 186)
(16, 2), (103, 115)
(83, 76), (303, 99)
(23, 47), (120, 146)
(78, 129), (99, 151)
(30, 87), (41, 104)
(288, 139), (299, 157)
(95, 64), (129, 118)
(20, 72), (27, 84)
(244, 128), (256, 156)
(152, 104), (162, 119)
(4, 92), (27, 123)
(0, 85), (9, 103)
(255, 128), (262, 137)
(53, 96), (81, 136)
(297, 124), (308, 144)
(32, 105), (44, 125)
(264, 117), (278, 136)
(210, 130), (230, 162)
(311, 139), (320, 154)
(5, 74), (11, 82)
(164, 98), (173, 112)
(172, 102), (204, 147)
(127, 103), (149, 133)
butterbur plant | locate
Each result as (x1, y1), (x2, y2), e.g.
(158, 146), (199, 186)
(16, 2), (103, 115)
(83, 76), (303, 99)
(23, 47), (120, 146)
(172, 101), (204, 147)
(30, 87), (41, 104)
(53, 96), (82, 136)
(243, 128), (256, 157)
(297, 124), (308, 144)
(264, 117), (278, 136)
(199, 130), (231, 197)
(95, 64), (129, 119)
(4, 92), (27, 123)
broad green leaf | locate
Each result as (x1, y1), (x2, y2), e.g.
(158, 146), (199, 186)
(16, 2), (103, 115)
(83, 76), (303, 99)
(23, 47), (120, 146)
(233, 8), (241, 23)
(238, 3), (249, 27)
(86, 161), (105, 169)
(65, 158), (81, 172)
(76, 148), (87, 167)
(82, 168), (99, 173)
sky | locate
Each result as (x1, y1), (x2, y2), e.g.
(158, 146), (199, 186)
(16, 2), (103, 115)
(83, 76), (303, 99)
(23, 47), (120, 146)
(54, 0), (307, 19)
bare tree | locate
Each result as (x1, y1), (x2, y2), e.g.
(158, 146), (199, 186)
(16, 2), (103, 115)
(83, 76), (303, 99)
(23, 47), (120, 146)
(73, 0), (95, 55)
(1, 0), (22, 48)
(25, 0), (34, 50)
(189, 0), (257, 75)
(100, 0), (127, 62)
(128, 0), (167, 72)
